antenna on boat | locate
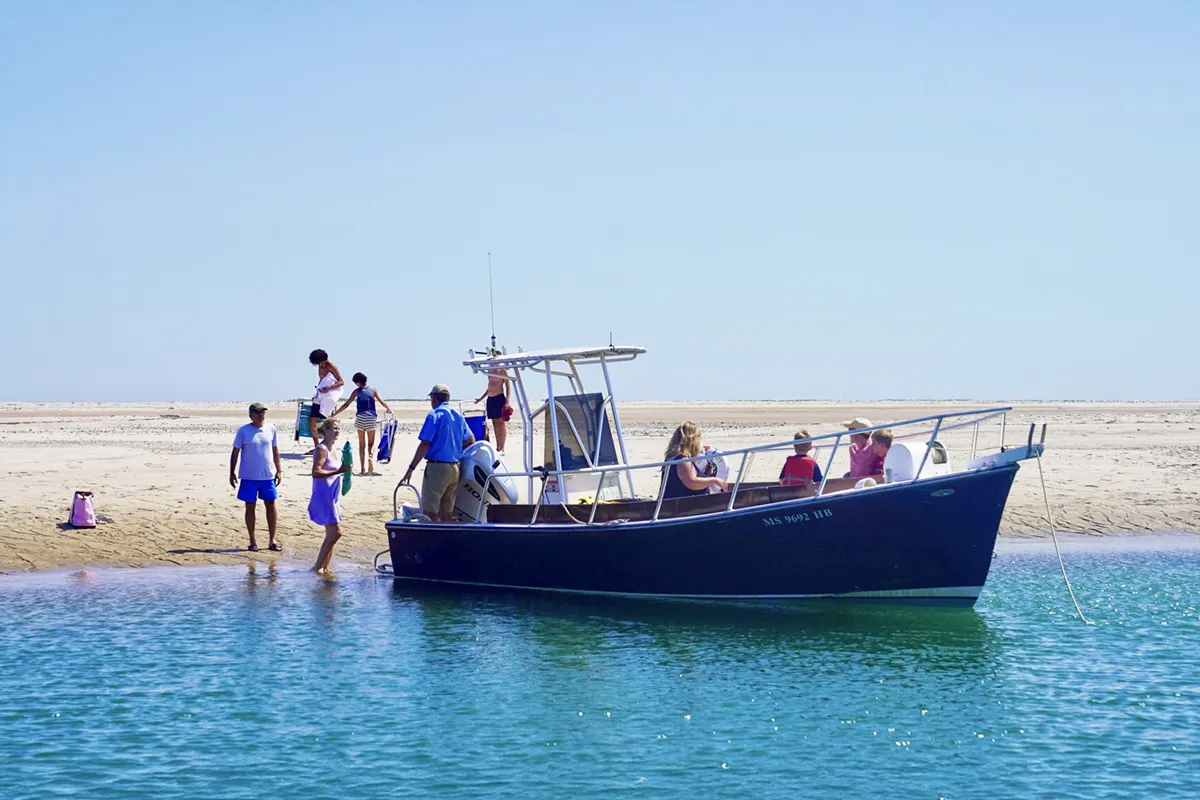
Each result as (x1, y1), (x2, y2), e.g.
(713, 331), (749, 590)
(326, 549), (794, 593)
(488, 252), (497, 353)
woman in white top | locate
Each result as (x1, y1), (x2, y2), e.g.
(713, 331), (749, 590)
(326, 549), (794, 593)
(307, 349), (343, 450)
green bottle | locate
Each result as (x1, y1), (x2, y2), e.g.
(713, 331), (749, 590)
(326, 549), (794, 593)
(341, 441), (353, 496)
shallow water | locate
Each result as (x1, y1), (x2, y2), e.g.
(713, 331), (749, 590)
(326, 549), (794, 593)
(2, 542), (1199, 799)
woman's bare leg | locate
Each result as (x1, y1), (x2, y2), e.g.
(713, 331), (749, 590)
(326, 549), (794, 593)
(367, 429), (377, 473)
(312, 523), (341, 573)
(357, 429), (367, 474)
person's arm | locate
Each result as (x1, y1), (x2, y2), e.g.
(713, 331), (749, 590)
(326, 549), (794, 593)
(677, 460), (727, 492)
(269, 426), (282, 484)
(812, 461), (823, 484)
(375, 390), (392, 414)
(318, 363), (345, 393)
(332, 389), (358, 417)
(327, 363), (344, 392)
(229, 447), (240, 488)
(401, 441), (432, 485)
(463, 432), (476, 448)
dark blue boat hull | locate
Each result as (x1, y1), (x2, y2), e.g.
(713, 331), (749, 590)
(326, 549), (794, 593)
(384, 465), (1019, 606)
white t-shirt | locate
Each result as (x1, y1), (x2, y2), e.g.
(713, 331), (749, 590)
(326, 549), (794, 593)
(233, 423), (278, 481)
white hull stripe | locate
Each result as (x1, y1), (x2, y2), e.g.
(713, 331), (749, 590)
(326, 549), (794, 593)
(383, 575), (983, 601)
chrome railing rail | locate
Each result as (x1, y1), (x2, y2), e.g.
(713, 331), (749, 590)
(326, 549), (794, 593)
(392, 481), (421, 519)
(469, 406), (1012, 525)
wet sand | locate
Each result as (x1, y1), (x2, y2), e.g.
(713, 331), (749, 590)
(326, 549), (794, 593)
(1, 400), (1198, 573)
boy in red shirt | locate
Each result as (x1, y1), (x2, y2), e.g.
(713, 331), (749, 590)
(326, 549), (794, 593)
(779, 430), (824, 487)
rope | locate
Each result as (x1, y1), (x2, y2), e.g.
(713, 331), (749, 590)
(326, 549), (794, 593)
(1035, 450), (1092, 625)
(559, 503), (588, 525)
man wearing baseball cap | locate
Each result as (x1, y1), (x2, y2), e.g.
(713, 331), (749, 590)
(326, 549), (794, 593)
(841, 417), (878, 479)
(402, 384), (476, 521)
(230, 402), (283, 551)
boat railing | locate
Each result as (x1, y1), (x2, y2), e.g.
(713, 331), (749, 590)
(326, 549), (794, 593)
(471, 406), (1013, 525)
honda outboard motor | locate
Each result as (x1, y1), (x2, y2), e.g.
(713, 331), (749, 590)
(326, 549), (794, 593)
(453, 441), (519, 522)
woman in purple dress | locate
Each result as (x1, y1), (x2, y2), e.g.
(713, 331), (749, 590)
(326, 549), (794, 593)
(310, 418), (351, 574)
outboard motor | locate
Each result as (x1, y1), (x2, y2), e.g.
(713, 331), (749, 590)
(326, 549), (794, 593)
(453, 441), (519, 522)
(884, 440), (952, 482)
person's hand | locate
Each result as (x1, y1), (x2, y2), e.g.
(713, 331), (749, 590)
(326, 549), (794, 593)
(274, 472), (282, 486)
(340, 465), (352, 475)
(229, 475), (238, 489)
(713, 478), (729, 492)
(402, 466), (414, 484)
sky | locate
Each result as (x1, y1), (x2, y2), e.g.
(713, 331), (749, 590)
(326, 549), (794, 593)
(2, 1), (1197, 402)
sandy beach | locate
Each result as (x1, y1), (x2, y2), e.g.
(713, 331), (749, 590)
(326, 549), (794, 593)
(2, 400), (1198, 573)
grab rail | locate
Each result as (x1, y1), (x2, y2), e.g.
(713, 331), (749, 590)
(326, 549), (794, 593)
(392, 481), (421, 519)
(471, 406), (1013, 524)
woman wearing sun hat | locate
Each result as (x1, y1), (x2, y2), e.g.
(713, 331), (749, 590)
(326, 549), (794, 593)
(842, 417), (878, 478)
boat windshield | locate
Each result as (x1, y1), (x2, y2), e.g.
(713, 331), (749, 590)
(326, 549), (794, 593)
(543, 392), (618, 469)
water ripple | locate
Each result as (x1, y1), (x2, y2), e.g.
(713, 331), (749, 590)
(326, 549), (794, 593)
(1, 549), (1198, 798)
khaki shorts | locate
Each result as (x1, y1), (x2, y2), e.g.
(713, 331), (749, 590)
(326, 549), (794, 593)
(421, 462), (460, 519)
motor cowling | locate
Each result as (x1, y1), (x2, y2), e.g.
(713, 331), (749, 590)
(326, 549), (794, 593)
(453, 441), (519, 522)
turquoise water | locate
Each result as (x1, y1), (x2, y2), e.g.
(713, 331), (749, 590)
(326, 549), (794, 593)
(2, 541), (1198, 799)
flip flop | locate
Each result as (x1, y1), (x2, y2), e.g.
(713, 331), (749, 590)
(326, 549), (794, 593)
(247, 544), (259, 552)
(268, 542), (282, 552)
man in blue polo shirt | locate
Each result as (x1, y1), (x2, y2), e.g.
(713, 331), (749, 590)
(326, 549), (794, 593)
(402, 383), (475, 521)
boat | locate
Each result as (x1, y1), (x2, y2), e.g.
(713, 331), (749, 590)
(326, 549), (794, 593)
(377, 345), (1046, 607)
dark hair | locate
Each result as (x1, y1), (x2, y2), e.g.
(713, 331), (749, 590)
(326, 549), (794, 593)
(308, 349), (328, 365)
(352, 372), (367, 385)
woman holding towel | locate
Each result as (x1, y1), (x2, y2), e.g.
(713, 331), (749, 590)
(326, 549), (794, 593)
(310, 418), (352, 575)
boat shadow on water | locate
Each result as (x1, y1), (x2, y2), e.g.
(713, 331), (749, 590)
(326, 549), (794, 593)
(387, 581), (1001, 676)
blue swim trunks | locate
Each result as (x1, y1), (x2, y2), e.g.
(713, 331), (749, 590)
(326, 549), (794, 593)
(237, 478), (278, 503)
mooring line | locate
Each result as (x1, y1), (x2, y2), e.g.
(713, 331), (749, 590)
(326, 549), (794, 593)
(1035, 450), (1093, 625)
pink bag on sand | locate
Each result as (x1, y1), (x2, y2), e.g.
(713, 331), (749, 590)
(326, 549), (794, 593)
(69, 491), (96, 528)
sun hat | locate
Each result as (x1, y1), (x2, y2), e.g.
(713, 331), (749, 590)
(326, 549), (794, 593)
(842, 417), (871, 430)
(428, 384), (451, 397)
(249, 402), (268, 412)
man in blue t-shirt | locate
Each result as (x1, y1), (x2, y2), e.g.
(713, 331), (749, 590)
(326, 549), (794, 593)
(229, 403), (283, 551)
(402, 384), (475, 521)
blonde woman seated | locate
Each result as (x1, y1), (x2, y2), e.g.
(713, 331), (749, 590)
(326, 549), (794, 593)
(661, 421), (729, 500)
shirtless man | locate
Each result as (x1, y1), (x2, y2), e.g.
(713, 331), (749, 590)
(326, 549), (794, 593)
(307, 349), (344, 450)
(473, 351), (512, 453)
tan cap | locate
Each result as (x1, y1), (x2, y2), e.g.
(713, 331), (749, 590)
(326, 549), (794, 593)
(842, 417), (871, 430)
(428, 383), (451, 397)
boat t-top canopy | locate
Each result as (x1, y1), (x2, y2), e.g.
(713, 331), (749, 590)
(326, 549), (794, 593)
(462, 345), (645, 502)
(463, 345), (646, 373)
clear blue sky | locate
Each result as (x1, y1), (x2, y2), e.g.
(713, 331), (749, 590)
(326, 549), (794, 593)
(3, 1), (1197, 402)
